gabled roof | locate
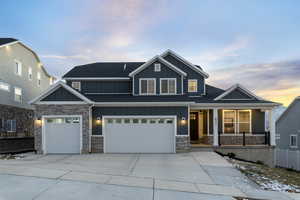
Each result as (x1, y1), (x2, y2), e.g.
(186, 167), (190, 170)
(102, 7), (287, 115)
(0, 38), (18, 46)
(161, 49), (209, 78)
(0, 38), (55, 79)
(129, 56), (187, 77)
(276, 96), (300, 123)
(214, 84), (264, 101)
(29, 81), (93, 104)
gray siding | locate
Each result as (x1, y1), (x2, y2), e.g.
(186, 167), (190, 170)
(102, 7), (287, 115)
(92, 106), (188, 136)
(133, 61), (182, 95)
(162, 54), (205, 96)
(222, 88), (253, 99)
(0, 43), (52, 109)
(67, 80), (131, 94)
(276, 100), (300, 150)
(41, 87), (82, 101)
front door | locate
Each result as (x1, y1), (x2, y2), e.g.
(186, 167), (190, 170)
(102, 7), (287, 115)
(190, 112), (199, 141)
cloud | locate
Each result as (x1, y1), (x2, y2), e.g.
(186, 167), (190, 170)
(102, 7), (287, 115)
(208, 59), (300, 106)
(192, 36), (251, 65)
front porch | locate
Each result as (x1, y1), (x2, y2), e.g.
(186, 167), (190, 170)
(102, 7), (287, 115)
(189, 107), (275, 147)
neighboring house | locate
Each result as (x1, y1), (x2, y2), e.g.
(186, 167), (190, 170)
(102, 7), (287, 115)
(0, 38), (55, 140)
(30, 50), (279, 154)
(276, 97), (300, 171)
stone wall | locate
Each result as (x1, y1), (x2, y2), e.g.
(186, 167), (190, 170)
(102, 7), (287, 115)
(176, 136), (190, 152)
(0, 104), (34, 137)
(91, 136), (103, 153)
(0, 137), (34, 153)
(202, 135), (266, 145)
(34, 104), (90, 154)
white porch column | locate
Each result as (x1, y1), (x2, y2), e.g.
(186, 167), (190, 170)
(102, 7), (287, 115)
(268, 109), (276, 146)
(213, 108), (219, 146)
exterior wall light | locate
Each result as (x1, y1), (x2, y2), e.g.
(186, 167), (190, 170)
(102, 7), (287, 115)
(96, 117), (102, 125)
(36, 117), (42, 126)
(180, 117), (186, 125)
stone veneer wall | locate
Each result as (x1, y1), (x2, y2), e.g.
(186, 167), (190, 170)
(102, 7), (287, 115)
(0, 104), (34, 137)
(203, 135), (266, 145)
(176, 136), (190, 151)
(34, 105), (90, 154)
(91, 136), (103, 153)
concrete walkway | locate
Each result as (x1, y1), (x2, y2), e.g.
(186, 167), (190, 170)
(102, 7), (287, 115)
(0, 152), (298, 200)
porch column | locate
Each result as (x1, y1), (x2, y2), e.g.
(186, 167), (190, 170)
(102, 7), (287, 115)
(213, 108), (219, 146)
(268, 109), (276, 146)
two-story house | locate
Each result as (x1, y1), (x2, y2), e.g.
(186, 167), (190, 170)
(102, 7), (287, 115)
(0, 38), (55, 138)
(30, 50), (279, 155)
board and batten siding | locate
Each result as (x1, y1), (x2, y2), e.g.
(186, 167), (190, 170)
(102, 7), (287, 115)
(92, 106), (188, 136)
(40, 87), (82, 101)
(133, 61), (182, 95)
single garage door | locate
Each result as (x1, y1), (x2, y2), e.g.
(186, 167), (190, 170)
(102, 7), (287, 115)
(44, 116), (81, 154)
(104, 116), (176, 153)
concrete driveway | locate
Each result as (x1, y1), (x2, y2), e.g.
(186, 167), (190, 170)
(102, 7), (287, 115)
(0, 152), (297, 200)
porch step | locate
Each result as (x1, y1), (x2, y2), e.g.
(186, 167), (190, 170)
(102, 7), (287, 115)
(191, 146), (214, 152)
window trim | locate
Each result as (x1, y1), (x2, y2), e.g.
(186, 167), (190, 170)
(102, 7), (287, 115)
(154, 63), (161, 72)
(14, 87), (22, 103)
(223, 110), (236, 134)
(28, 67), (33, 80)
(15, 60), (22, 76)
(0, 81), (10, 92)
(139, 78), (156, 95)
(290, 135), (298, 148)
(71, 81), (81, 91)
(188, 79), (198, 93)
(160, 78), (177, 95)
(237, 110), (252, 134)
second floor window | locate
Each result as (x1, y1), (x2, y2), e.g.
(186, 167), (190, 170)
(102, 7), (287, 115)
(154, 63), (161, 72)
(37, 72), (41, 86)
(28, 67), (32, 80)
(71, 81), (81, 91)
(140, 79), (155, 95)
(290, 135), (298, 148)
(0, 82), (10, 92)
(15, 60), (22, 76)
(14, 87), (22, 102)
(188, 79), (197, 92)
(160, 78), (176, 95)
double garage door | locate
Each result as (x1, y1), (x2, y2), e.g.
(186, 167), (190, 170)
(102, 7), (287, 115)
(43, 116), (175, 154)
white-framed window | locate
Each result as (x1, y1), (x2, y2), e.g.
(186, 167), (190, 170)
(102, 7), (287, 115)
(188, 79), (197, 92)
(290, 135), (298, 148)
(0, 82), (10, 92)
(15, 60), (22, 76)
(154, 63), (161, 72)
(160, 78), (176, 95)
(71, 81), (81, 91)
(238, 110), (251, 133)
(6, 119), (16, 132)
(37, 72), (41, 86)
(139, 78), (156, 95)
(223, 110), (236, 134)
(28, 67), (32, 80)
(14, 87), (22, 102)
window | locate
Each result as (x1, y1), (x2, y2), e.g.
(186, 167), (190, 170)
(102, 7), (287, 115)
(0, 118), (4, 131)
(160, 78), (176, 95)
(290, 135), (298, 148)
(6, 119), (16, 132)
(37, 72), (41, 86)
(15, 60), (22, 76)
(154, 63), (161, 72)
(71, 81), (81, 91)
(238, 110), (251, 133)
(140, 79), (155, 95)
(188, 79), (197, 92)
(0, 82), (10, 91)
(28, 67), (32, 80)
(223, 110), (236, 134)
(14, 87), (22, 102)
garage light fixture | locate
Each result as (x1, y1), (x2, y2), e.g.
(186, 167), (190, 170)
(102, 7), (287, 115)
(180, 117), (186, 125)
(96, 117), (102, 125)
(36, 117), (42, 126)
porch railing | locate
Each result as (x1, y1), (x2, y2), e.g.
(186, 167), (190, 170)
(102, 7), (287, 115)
(218, 131), (270, 146)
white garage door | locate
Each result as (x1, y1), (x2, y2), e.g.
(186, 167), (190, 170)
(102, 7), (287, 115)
(44, 116), (81, 154)
(104, 116), (176, 153)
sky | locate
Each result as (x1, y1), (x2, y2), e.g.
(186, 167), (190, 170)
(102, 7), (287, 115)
(1, 0), (299, 106)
